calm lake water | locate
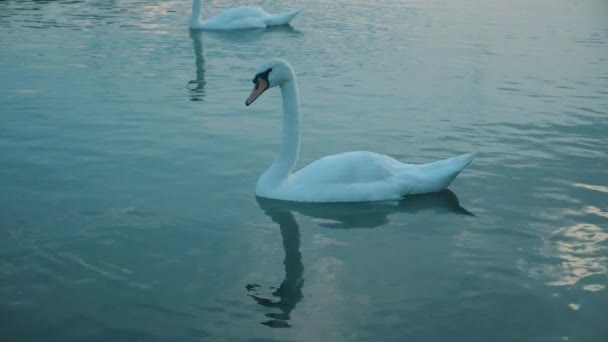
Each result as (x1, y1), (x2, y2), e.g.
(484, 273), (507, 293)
(1, 0), (607, 341)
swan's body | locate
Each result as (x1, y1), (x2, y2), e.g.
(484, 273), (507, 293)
(262, 151), (476, 202)
(190, 0), (301, 30)
(246, 59), (476, 203)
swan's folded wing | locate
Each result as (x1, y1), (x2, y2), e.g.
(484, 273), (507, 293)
(202, 6), (267, 29)
(290, 151), (401, 185)
(408, 152), (476, 194)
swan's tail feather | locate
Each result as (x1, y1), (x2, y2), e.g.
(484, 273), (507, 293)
(265, 8), (302, 26)
(409, 152), (476, 194)
(433, 151), (476, 182)
(441, 151), (476, 170)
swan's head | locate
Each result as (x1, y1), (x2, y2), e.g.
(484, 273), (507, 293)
(246, 58), (294, 106)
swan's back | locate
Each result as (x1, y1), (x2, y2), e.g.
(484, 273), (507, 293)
(291, 151), (403, 185)
(257, 151), (413, 202)
(200, 6), (267, 29)
(212, 6), (267, 21)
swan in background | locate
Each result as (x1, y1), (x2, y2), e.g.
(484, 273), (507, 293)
(190, 0), (301, 30)
(245, 59), (477, 203)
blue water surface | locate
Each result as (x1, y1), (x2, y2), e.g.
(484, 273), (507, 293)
(1, 0), (607, 341)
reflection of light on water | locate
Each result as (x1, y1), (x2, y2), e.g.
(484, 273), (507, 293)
(547, 223), (607, 287)
(582, 284), (605, 292)
(583, 206), (608, 219)
(137, 23), (165, 30)
(573, 182), (608, 194)
(312, 233), (348, 247)
(140, 3), (175, 18)
(568, 303), (580, 311)
(130, 3), (175, 34)
(310, 256), (345, 302)
(566, 206), (608, 219)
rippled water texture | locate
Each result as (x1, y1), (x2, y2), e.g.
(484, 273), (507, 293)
(1, 0), (607, 341)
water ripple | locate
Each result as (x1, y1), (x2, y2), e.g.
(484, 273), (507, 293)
(1, 0), (608, 340)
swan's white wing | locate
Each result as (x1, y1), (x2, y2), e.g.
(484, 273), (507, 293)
(290, 151), (405, 185)
(211, 6), (267, 20)
(202, 6), (267, 29)
(267, 151), (475, 202)
(268, 151), (415, 202)
(203, 17), (265, 30)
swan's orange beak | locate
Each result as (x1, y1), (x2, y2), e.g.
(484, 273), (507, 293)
(246, 78), (269, 106)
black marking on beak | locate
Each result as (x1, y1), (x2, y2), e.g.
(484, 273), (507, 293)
(246, 68), (272, 106)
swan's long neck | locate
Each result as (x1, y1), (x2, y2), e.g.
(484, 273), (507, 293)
(264, 78), (301, 183)
(191, 0), (203, 26)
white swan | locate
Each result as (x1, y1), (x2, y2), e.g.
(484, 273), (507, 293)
(189, 0), (301, 30)
(245, 59), (476, 203)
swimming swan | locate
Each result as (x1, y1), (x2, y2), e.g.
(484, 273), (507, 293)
(245, 59), (476, 203)
(189, 0), (301, 30)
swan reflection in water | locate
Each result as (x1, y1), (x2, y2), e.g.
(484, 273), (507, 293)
(247, 190), (473, 328)
(187, 29), (206, 102)
(246, 203), (304, 328)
